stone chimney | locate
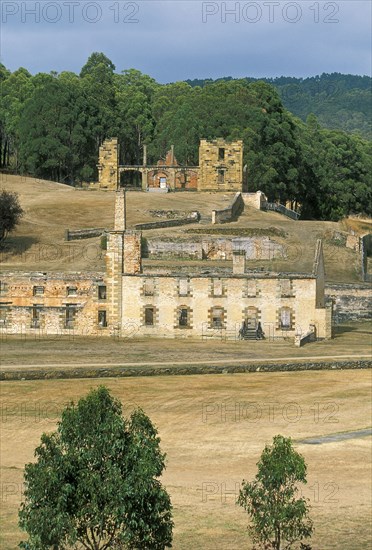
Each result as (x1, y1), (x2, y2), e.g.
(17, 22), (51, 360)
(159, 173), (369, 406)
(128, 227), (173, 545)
(123, 231), (142, 274)
(114, 189), (126, 231)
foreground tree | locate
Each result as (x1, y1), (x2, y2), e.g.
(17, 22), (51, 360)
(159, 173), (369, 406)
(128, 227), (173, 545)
(19, 386), (173, 549)
(0, 190), (23, 244)
(237, 435), (313, 550)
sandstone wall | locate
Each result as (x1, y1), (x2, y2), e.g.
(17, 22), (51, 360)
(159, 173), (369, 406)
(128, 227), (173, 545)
(98, 138), (119, 190)
(0, 272), (107, 335)
(242, 191), (267, 210)
(119, 273), (329, 340)
(198, 139), (243, 192)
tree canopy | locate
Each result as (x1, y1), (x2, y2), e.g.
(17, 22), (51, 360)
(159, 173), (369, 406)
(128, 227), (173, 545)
(19, 386), (173, 549)
(237, 435), (313, 550)
(1, 54), (371, 220)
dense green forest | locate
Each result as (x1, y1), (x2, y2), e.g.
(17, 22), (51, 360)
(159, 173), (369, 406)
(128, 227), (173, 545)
(0, 53), (371, 220)
(186, 73), (372, 141)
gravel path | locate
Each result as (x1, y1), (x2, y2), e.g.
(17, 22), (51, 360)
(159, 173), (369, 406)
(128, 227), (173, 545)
(299, 428), (372, 444)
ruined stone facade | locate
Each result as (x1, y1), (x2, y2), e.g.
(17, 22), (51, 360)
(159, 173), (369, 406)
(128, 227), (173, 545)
(0, 272), (108, 336)
(0, 190), (333, 342)
(198, 139), (243, 192)
(98, 138), (244, 192)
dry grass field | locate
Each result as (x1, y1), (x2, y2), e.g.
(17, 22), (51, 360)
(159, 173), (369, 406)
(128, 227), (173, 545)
(1, 370), (371, 549)
(1, 322), (371, 369)
(0, 174), (366, 281)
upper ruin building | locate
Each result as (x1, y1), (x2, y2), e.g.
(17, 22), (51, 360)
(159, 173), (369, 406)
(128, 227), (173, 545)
(98, 138), (244, 192)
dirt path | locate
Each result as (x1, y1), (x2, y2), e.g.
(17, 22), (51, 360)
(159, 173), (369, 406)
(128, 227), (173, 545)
(299, 428), (372, 444)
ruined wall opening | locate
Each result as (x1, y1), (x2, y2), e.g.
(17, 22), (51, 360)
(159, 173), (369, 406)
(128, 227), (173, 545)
(120, 170), (141, 188)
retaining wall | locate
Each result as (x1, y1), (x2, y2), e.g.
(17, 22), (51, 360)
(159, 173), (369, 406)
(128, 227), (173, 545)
(326, 283), (372, 323)
(65, 228), (106, 241)
(1, 359), (370, 381)
(135, 212), (199, 230)
(212, 192), (244, 224)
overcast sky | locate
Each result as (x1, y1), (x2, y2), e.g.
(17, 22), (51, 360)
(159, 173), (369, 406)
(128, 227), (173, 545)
(1, 1), (371, 81)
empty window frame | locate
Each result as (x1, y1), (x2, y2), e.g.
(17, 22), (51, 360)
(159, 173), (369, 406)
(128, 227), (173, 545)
(33, 286), (44, 296)
(31, 305), (42, 328)
(67, 286), (77, 296)
(178, 278), (189, 297)
(212, 278), (223, 296)
(246, 280), (257, 297)
(280, 279), (292, 297)
(279, 307), (292, 330)
(144, 306), (155, 326)
(143, 278), (155, 296)
(178, 307), (189, 328)
(245, 306), (259, 329)
(98, 310), (107, 327)
(65, 304), (77, 329)
(211, 306), (225, 328)
(218, 147), (225, 161)
(98, 285), (107, 300)
(217, 169), (225, 184)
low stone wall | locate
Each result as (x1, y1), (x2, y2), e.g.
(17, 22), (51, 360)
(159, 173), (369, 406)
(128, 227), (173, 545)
(212, 192), (244, 224)
(135, 212), (199, 230)
(65, 228), (106, 241)
(1, 359), (370, 381)
(326, 283), (372, 323)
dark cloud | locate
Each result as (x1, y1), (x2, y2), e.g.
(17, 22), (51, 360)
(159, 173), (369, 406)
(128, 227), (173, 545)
(1, 1), (371, 80)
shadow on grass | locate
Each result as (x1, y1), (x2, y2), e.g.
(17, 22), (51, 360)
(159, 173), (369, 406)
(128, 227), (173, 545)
(333, 324), (372, 339)
(0, 236), (39, 255)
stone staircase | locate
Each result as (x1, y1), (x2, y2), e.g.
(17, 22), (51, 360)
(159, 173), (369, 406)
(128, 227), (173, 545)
(240, 328), (257, 340)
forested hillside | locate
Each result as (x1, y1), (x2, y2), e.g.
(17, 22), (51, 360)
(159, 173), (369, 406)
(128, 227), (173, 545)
(1, 54), (371, 221)
(186, 73), (372, 140)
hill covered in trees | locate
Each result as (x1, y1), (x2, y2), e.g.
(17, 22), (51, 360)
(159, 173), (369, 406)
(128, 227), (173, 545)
(185, 73), (372, 141)
(1, 53), (371, 221)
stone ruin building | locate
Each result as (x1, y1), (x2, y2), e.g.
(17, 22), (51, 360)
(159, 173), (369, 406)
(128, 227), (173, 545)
(0, 190), (332, 344)
(97, 138), (244, 192)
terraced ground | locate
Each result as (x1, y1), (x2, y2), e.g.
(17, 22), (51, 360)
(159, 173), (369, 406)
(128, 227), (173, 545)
(1, 174), (370, 281)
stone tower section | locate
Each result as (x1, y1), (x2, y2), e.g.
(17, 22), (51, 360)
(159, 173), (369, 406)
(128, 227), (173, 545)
(98, 138), (119, 190)
(105, 230), (142, 334)
(106, 190), (142, 332)
(198, 139), (243, 192)
(105, 231), (124, 333)
(114, 189), (126, 231)
(123, 231), (142, 275)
